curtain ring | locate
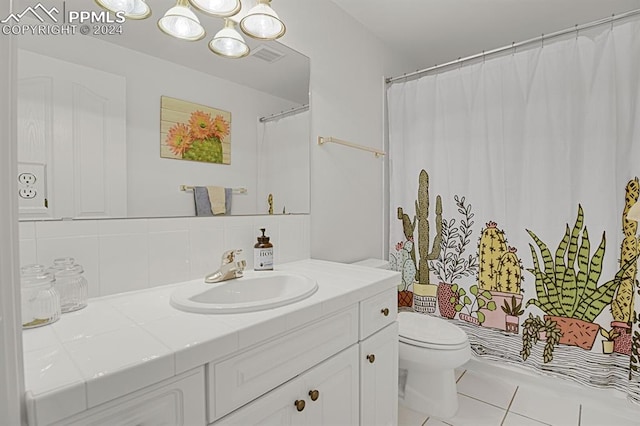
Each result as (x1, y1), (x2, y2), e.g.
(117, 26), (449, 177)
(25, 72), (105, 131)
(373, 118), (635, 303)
(611, 14), (615, 31)
(482, 50), (485, 64)
(575, 24), (579, 39)
(512, 42), (515, 56)
(458, 57), (462, 70)
(541, 34), (544, 48)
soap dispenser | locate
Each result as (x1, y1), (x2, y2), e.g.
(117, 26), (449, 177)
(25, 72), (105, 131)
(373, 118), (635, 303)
(254, 228), (274, 271)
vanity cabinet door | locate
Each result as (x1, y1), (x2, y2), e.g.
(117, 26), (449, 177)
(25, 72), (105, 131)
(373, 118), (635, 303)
(360, 322), (399, 426)
(214, 345), (359, 426)
(49, 368), (205, 426)
(304, 344), (359, 426)
(213, 374), (308, 426)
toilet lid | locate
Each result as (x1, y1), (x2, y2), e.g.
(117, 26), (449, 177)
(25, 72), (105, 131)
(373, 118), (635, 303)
(398, 311), (468, 347)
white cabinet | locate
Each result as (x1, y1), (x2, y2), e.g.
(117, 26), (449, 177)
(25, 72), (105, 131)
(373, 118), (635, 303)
(50, 368), (205, 426)
(215, 345), (359, 426)
(360, 323), (399, 426)
(212, 289), (398, 426)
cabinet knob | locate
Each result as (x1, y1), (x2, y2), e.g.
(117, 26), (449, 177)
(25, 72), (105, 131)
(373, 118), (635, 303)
(367, 354), (376, 363)
(381, 308), (390, 316)
(309, 389), (320, 401)
(294, 399), (306, 412)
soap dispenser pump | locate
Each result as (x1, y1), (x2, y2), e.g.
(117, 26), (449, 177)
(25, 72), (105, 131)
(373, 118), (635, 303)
(254, 228), (274, 271)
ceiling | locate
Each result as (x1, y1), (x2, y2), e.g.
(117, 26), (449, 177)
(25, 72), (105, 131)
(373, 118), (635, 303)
(48, 0), (310, 104)
(331, 0), (640, 73)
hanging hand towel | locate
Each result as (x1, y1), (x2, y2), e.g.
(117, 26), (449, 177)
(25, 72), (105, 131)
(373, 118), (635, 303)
(194, 186), (213, 216)
(224, 187), (233, 215)
(207, 186), (226, 215)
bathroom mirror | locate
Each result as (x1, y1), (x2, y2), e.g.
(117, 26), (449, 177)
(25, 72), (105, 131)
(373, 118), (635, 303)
(15, 0), (310, 220)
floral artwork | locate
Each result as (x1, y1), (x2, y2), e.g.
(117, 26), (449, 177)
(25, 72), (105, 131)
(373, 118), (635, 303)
(160, 96), (231, 164)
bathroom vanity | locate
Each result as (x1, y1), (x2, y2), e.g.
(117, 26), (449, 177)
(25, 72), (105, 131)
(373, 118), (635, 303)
(23, 260), (399, 426)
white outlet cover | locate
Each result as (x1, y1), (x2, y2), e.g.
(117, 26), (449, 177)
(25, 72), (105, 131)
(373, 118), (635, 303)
(18, 162), (50, 218)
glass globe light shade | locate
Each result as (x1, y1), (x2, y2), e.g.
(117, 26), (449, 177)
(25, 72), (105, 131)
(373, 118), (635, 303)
(189, 0), (241, 17)
(209, 19), (250, 58)
(158, 1), (206, 41)
(240, 0), (285, 40)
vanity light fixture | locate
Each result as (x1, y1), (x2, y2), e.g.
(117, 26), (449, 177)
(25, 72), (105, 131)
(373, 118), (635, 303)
(189, 0), (242, 17)
(240, 0), (286, 40)
(94, 0), (151, 19)
(158, 0), (206, 41)
(209, 18), (250, 58)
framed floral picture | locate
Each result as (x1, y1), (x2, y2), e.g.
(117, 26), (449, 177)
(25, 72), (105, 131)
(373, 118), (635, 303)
(160, 96), (231, 164)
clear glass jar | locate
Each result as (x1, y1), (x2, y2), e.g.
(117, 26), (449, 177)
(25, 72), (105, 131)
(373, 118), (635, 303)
(21, 264), (61, 329)
(48, 257), (88, 313)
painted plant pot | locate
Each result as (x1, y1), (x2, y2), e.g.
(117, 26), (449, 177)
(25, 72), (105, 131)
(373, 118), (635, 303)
(602, 340), (615, 354)
(545, 316), (599, 350)
(479, 291), (522, 331)
(611, 321), (632, 356)
(505, 315), (519, 334)
(437, 283), (457, 319)
(398, 290), (414, 308)
(413, 283), (437, 314)
(459, 313), (480, 326)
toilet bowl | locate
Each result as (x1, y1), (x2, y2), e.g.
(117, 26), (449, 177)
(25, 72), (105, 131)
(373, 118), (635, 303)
(398, 311), (471, 419)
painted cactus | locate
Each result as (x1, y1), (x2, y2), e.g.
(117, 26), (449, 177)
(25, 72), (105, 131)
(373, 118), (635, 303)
(397, 206), (418, 278)
(526, 204), (633, 322)
(477, 222), (508, 291)
(390, 240), (417, 291)
(612, 178), (639, 324)
(415, 169), (443, 285)
(495, 247), (523, 294)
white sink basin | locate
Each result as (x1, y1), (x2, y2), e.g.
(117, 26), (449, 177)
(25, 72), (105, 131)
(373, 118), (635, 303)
(170, 271), (318, 314)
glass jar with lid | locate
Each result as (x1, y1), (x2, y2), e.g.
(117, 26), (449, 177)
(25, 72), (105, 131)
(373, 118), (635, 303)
(47, 257), (88, 313)
(20, 264), (61, 329)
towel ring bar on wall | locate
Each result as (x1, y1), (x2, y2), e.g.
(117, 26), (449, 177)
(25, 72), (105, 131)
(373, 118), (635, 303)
(317, 136), (386, 158)
(180, 185), (248, 194)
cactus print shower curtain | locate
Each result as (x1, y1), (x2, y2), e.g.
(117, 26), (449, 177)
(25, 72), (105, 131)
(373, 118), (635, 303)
(388, 17), (640, 401)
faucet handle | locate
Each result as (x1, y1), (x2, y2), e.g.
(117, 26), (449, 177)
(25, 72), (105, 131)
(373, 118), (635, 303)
(222, 249), (242, 264)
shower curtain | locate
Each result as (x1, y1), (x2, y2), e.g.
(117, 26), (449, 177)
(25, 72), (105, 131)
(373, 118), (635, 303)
(388, 17), (640, 401)
(256, 110), (310, 214)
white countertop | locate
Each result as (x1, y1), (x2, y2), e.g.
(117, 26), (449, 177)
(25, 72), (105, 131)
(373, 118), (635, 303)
(22, 259), (399, 425)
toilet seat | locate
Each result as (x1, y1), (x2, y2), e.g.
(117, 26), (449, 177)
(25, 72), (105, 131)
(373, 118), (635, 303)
(398, 311), (468, 350)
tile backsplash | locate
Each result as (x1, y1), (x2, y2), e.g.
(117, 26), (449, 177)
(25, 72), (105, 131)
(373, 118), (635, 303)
(19, 215), (310, 298)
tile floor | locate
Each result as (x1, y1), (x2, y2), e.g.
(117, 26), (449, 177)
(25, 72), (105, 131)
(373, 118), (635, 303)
(399, 362), (640, 426)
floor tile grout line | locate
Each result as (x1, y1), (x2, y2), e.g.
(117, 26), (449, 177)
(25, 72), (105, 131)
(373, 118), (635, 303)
(500, 385), (519, 426)
(578, 404), (582, 426)
(458, 391), (510, 411)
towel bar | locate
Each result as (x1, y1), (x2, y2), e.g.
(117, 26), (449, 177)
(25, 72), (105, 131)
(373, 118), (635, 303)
(180, 185), (247, 194)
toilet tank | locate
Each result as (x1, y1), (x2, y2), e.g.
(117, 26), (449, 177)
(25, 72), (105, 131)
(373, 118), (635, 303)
(351, 258), (390, 269)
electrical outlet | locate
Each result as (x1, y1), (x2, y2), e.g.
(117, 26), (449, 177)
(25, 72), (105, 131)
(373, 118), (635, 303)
(19, 188), (37, 199)
(18, 162), (49, 217)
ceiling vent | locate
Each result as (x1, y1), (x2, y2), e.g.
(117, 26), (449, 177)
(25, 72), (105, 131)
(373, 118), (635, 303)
(251, 45), (286, 63)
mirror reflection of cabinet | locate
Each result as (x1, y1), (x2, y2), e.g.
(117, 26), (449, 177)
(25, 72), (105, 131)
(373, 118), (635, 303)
(18, 50), (127, 220)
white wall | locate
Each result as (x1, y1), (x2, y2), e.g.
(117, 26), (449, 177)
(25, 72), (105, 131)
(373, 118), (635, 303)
(17, 33), (299, 217)
(0, 0), (25, 422)
(273, 1), (418, 262)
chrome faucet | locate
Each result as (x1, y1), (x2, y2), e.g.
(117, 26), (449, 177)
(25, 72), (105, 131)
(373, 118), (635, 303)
(205, 249), (246, 283)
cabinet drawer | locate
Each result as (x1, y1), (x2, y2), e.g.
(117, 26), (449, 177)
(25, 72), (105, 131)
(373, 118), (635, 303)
(210, 306), (359, 422)
(360, 288), (396, 339)
(50, 368), (205, 426)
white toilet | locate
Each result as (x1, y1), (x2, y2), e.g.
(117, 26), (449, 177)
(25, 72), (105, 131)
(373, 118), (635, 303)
(351, 259), (471, 419)
(398, 311), (471, 418)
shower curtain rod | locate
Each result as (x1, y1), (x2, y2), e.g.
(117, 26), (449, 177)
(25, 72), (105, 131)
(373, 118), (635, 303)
(259, 104), (309, 123)
(386, 8), (640, 84)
